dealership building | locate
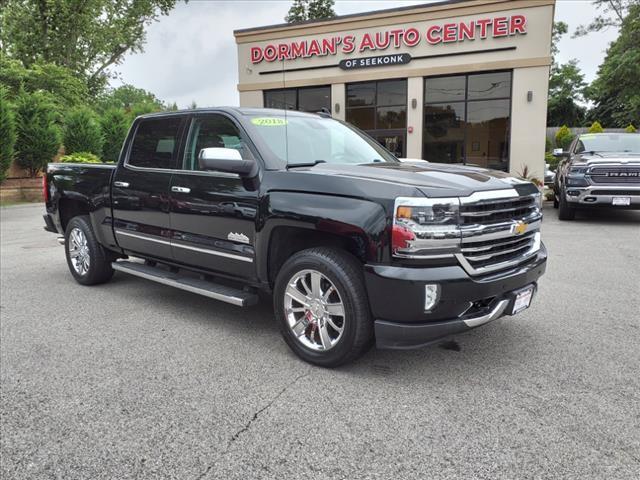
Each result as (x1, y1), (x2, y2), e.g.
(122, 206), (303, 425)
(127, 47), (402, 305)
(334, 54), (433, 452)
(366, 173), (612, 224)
(234, 0), (554, 179)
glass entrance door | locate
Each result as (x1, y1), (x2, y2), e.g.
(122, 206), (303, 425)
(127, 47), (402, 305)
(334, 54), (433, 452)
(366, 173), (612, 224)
(346, 79), (407, 157)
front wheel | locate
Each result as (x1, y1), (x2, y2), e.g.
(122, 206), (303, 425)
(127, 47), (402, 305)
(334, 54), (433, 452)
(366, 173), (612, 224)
(558, 188), (576, 220)
(273, 248), (373, 368)
(65, 216), (115, 285)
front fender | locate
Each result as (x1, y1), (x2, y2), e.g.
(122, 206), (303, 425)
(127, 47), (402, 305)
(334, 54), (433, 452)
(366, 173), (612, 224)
(256, 191), (389, 282)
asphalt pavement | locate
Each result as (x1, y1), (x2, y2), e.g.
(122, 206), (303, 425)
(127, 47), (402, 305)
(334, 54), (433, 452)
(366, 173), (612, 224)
(1, 202), (639, 479)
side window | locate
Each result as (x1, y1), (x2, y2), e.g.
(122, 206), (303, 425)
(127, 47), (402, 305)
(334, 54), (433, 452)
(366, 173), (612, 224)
(575, 139), (585, 154)
(128, 117), (182, 169)
(183, 114), (254, 171)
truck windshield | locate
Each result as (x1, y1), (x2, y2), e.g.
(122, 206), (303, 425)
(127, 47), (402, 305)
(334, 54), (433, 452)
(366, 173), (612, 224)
(247, 114), (398, 166)
(577, 134), (640, 154)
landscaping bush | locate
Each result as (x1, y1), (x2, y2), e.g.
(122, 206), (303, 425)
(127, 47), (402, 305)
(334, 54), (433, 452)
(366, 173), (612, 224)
(100, 108), (130, 162)
(59, 152), (102, 164)
(555, 125), (574, 150)
(588, 121), (604, 133)
(0, 87), (17, 182)
(546, 151), (560, 171)
(626, 124), (637, 133)
(63, 106), (103, 156)
(14, 90), (61, 177)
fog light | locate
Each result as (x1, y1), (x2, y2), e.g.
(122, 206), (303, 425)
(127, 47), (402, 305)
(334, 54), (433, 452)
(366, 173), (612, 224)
(424, 284), (440, 311)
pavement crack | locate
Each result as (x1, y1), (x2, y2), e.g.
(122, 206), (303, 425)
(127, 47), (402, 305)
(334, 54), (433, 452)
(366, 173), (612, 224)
(195, 371), (309, 480)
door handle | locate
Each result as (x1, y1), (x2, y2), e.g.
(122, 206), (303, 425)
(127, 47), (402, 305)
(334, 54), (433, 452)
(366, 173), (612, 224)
(171, 186), (191, 193)
(113, 181), (130, 188)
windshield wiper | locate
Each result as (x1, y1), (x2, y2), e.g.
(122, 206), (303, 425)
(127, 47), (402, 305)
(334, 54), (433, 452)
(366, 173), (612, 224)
(582, 150), (604, 157)
(287, 160), (327, 169)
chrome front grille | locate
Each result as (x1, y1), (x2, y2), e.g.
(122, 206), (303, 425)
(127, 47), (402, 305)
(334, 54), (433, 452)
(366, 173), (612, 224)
(589, 166), (640, 184)
(460, 232), (537, 270)
(455, 190), (542, 275)
(590, 176), (640, 184)
(459, 196), (537, 224)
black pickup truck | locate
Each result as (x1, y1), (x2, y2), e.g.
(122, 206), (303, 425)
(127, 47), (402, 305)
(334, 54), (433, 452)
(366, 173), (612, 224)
(43, 108), (547, 367)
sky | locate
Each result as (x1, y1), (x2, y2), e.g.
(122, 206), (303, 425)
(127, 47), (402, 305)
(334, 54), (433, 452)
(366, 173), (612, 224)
(113, 0), (620, 108)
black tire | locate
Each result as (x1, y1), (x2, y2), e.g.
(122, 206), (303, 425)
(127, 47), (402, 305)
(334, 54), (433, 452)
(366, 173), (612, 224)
(273, 247), (373, 368)
(558, 188), (576, 220)
(65, 215), (115, 285)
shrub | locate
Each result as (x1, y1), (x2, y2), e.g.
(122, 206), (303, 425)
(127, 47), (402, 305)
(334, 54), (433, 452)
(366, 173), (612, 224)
(0, 87), (17, 182)
(625, 124), (637, 133)
(588, 121), (604, 133)
(545, 137), (552, 153)
(59, 152), (102, 164)
(64, 106), (103, 156)
(14, 90), (61, 177)
(555, 125), (574, 150)
(545, 151), (560, 171)
(100, 108), (130, 162)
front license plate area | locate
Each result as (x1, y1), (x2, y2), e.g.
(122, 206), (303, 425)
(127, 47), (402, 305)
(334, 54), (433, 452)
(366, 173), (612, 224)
(509, 286), (534, 315)
(612, 197), (631, 206)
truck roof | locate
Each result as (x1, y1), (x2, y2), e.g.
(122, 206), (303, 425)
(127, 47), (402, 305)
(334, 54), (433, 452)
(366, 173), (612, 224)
(137, 107), (325, 120)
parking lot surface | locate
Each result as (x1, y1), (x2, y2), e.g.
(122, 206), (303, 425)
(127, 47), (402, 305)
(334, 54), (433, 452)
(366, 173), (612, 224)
(1, 203), (639, 479)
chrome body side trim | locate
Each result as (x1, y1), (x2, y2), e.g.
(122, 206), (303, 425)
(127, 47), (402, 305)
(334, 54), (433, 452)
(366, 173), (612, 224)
(114, 230), (254, 263)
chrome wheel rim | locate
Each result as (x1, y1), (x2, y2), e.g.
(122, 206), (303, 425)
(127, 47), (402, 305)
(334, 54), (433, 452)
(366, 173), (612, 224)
(284, 269), (345, 351)
(68, 227), (90, 275)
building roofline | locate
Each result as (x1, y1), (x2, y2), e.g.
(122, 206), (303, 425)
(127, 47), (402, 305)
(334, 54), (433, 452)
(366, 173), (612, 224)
(233, 0), (472, 35)
(233, 0), (543, 38)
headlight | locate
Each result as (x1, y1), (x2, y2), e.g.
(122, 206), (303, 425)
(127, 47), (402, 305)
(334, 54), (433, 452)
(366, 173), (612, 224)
(392, 197), (461, 258)
(569, 166), (588, 174)
(533, 192), (543, 209)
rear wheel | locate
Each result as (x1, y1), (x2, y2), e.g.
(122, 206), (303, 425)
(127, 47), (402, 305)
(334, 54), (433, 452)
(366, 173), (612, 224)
(558, 188), (576, 220)
(274, 248), (373, 367)
(65, 216), (115, 285)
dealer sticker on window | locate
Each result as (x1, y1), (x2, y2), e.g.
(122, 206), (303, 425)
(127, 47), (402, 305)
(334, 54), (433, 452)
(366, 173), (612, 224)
(612, 197), (631, 206)
(251, 117), (288, 127)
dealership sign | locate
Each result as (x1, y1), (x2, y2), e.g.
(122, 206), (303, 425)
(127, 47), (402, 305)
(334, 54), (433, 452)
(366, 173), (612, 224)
(339, 53), (411, 70)
(250, 14), (527, 64)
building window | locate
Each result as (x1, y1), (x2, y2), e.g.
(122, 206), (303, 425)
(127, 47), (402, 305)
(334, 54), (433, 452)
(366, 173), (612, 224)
(346, 79), (407, 157)
(263, 86), (331, 113)
(423, 71), (511, 171)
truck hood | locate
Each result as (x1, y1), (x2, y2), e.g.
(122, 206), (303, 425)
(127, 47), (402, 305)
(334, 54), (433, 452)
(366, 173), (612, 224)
(295, 162), (532, 197)
(576, 152), (640, 165)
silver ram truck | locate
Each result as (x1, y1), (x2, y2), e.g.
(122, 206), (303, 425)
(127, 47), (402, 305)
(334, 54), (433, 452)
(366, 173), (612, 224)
(553, 132), (640, 220)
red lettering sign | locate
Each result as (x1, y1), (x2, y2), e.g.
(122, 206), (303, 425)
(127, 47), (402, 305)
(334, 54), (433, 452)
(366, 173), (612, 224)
(248, 14), (528, 63)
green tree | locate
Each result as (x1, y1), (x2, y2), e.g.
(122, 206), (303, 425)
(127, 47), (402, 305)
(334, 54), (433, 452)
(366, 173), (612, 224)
(285, 0), (336, 23)
(625, 124), (637, 132)
(64, 107), (104, 156)
(100, 108), (130, 162)
(588, 121), (605, 132)
(14, 91), (61, 177)
(0, 58), (88, 112)
(547, 22), (587, 126)
(96, 84), (165, 112)
(555, 125), (575, 150)
(573, 0), (635, 37)
(0, 0), (179, 92)
(0, 87), (17, 182)
(587, 4), (640, 127)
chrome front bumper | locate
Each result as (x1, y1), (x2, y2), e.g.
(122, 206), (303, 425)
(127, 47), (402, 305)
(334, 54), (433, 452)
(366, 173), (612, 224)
(565, 185), (640, 205)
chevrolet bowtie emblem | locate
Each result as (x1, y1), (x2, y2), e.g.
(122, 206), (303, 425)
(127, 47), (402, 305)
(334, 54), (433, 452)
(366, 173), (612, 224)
(512, 221), (528, 236)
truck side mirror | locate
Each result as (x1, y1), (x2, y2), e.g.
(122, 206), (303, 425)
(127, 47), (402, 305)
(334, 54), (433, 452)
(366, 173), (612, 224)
(552, 148), (570, 158)
(198, 148), (258, 177)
